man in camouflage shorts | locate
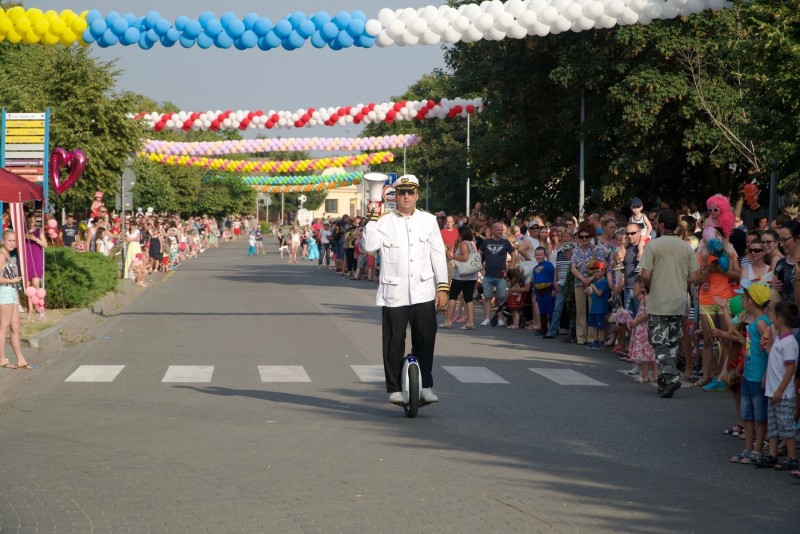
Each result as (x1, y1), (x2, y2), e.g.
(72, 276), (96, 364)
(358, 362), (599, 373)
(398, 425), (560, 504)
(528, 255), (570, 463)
(639, 209), (700, 398)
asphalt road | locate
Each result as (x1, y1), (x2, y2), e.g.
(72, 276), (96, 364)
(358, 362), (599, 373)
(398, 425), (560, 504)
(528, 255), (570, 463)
(0, 240), (797, 533)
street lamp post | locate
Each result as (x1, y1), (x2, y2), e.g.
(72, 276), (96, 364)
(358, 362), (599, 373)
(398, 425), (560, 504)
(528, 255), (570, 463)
(578, 91), (585, 220)
(466, 113), (471, 216)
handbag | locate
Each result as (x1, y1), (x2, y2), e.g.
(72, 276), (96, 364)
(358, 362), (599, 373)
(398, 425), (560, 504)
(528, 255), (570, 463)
(454, 251), (482, 275)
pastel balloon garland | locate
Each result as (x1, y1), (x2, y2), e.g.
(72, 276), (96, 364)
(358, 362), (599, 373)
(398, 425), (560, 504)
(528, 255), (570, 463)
(141, 135), (421, 156)
(242, 173), (363, 186)
(133, 98), (483, 131)
(0, 2), (729, 50)
(146, 151), (393, 173)
(245, 172), (364, 193)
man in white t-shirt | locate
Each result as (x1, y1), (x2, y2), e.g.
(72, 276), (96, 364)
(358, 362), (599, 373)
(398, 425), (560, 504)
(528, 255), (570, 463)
(319, 222), (332, 269)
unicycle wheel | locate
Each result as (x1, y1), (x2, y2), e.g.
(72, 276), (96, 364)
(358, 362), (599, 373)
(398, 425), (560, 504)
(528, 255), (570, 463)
(404, 362), (420, 418)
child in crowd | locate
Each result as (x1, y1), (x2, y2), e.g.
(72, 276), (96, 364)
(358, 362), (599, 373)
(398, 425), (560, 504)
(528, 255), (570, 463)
(586, 260), (610, 349)
(725, 282), (771, 464)
(277, 231), (289, 258)
(505, 267), (529, 330)
(628, 197), (652, 260)
(247, 231), (256, 256)
(628, 279), (657, 383)
(755, 301), (798, 471)
(532, 247), (554, 336)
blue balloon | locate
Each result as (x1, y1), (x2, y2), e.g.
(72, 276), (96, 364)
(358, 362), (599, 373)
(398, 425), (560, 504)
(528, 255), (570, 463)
(164, 27), (180, 43)
(199, 11), (216, 27)
(273, 20), (292, 39)
(220, 12), (238, 28)
(133, 17), (146, 30)
(160, 35), (176, 48)
(227, 19), (245, 38)
(196, 33), (213, 49)
(179, 35), (195, 48)
(155, 19), (171, 36)
(105, 11), (120, 26)
(121, 27), (140, 45)
(351, 10), (367, 21)
(289, 11), (307, 27)
(718, 254), (730, 273)
(89, 19), (107, 39)
(85, 10), (102, 25)
(311, 11), (331, 29)
(286, 30), (306, 49)
(329, 39), (342, 51)
(214, 32), (234, 49)
(347, 19), (365, 38)
(321, 22), (338, 41)
(335, 32), (354, 48)
(111, 18), (129, 37)
(146, 29), (159, 42)
(174, 16), (189, 31)
(204, 19), (223, 37)
(356, 34), (376, 48)
(145, 11), (161, 28)
(184, 20), (202, 38)
(238, 30), (258, 49)
(310, 31), (327, 49)
(252, 18), (272, 37)
(99, 29), (119, 47)
(263, 31), (281, 49)
(138, 32), (154, 50)
(257, 35), (276, 51)
(281, 39), (297, 51)
(297, 20), (316, 39)
(123, 13), (136, 25)
(81, 29), (96, 44)
(243, 13), (259, 30)
(333, 11), (352, 30)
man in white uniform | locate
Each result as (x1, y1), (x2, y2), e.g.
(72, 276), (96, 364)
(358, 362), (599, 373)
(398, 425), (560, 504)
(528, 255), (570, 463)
(363, 175), (449, 404)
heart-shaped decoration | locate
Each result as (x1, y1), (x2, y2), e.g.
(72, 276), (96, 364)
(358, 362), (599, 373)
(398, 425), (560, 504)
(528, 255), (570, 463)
(49, 147), (87, 195)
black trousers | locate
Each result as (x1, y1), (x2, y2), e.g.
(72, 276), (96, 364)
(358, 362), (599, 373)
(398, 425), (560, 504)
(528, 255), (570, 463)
(382, 301), (437, 392)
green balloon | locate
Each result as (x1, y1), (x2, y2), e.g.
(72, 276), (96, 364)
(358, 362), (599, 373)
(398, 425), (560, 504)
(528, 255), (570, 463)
(729, 295), (743, 316)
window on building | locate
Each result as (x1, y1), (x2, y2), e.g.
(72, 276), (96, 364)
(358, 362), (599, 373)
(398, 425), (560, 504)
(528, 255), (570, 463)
(325, 199), (338, 213)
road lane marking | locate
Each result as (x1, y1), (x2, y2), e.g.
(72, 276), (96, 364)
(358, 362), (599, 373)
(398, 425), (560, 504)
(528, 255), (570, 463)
(351, 365), (384, 382)
(529, 368), (608, 386)
(442, 366), (509, 384)
(162, 365), (214, 383)
(258, 365), (311, 382)
(64, 365), (125, 383)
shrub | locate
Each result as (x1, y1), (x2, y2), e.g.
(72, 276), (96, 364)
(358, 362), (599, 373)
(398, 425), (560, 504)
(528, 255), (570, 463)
(259, 221), (271, 234)
(43, 247), (119, 309)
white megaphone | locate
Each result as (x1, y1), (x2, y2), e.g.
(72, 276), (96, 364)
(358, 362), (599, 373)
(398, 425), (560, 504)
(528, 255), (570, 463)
(363, 172), (389, 221)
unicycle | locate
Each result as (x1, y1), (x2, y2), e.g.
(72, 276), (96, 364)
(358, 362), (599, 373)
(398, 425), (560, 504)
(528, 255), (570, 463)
(400, 354), (422, 418)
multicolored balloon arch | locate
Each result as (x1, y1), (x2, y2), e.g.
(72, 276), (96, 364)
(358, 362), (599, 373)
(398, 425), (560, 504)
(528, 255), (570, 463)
(146, 151), (394, 173)
(0, 2), (729, 51)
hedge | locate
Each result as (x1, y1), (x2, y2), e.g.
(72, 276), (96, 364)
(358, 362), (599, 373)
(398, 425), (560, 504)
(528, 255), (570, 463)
(43, 247), (119, 309)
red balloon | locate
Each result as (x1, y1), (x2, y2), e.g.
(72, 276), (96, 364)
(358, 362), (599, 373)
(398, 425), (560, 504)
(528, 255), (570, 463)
(271, 113), (280, 122)
(427, 100), (435, 109)
(155, 121), (165, 131)
(466, 105), (475, 113)
(211, 120), (220, 130)
(386, 109), (396, 120)
(254, 110), (264, 116)
(393, 102), (402, 111)
(307, 107), (315, 114)
(294, 120), (303, 128)
(453, 105), (462, 114)
(368, 103), (376, 110)
(302, 113), (310, 121)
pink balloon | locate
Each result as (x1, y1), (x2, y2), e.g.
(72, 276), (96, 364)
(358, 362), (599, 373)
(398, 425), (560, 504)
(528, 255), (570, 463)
(25, 286), (37, 298)
(36, 288), (46, 298)
(49, 147), (87, 194)
(702, 226), (716, 242)
(47, 219), (58, 229)
(29, 296), (40, 307)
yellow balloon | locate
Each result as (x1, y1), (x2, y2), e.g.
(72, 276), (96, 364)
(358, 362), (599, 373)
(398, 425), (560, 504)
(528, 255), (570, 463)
(23, 28), (39, 44)
(14, 16), (31, 34)
(26, 8), (44, 20)
(71, 17), (87, 34)
(34, 18), (49, 36)
(59, 28), (76, 46)
(62, 10), (77, 25)
(6, 6), (24, 22)
(0, 17), (12, 35)
(6, 28), (22, 43)
(50, 18), (66, 34)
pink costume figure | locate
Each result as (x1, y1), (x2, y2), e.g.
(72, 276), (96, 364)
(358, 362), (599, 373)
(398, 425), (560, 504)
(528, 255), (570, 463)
(90, 191), (104, 219)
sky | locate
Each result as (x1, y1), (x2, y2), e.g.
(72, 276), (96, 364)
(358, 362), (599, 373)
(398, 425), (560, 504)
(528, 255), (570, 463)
(30, 1), (451, 138)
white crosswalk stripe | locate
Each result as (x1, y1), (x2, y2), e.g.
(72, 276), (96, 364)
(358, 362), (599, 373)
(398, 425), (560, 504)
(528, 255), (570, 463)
(442, 366), (509, 384)
(529, 368), (608, 386)
(258, 365), (311, 382)
(162, 365), (214, 383)
(64, 365), (125, 383)
(351, 365), (384, 382)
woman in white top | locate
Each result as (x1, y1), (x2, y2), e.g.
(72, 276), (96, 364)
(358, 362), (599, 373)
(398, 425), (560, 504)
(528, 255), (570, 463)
(123, 220), (142, 280)
(741, 236), (772, 286)
(289, 226), (301, 264)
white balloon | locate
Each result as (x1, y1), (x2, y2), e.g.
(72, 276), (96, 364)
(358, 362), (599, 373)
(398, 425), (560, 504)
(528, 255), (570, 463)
(518, 10), (538, 28)
(686, 0), (705, 14)
(637, 13), (652, 24)
(553, 16), (572, 32)
(421, 5), (439, 22)
(539, 6), (559, 25)
(495, 12), (515, 30)
(465, 25), (484, 42)
(452, 15), (471, 32)
(485, 27), (506, 41)
(620, 8), (639, 25)
(529, 0), (548, 12)
(430, 16), (449, 34)
(564, 3), (583, 22)
(377, 111), (386, 121)
(672, 0), (689, 6)
(531, 21), (550, 37)
(409, 17), (428, 36)
(505, 0), (527, 18)
(367, 111), (377, 121)
(442, 27), (462, 43)
(607, 0), (626, 17)
(508, 22), (528, 39)
(376, 31), (394, 47)
(661, 2), (679, 18)
(632, 0), (647, 11)
(599, 15), (617, 28)
(462, 4), (482, 20)
(400, 31), (419, 46)
(552, 0), (571, 12)
(585, 1), (605, 19)
(486, 0), (505, 18)
(572, 16), (595, 31)
(420, 29), (441, 45)
(338, 117), (346, 126)
(475, 13), (494, 32)
(645, 3), (662, 19)
(365, 19), (383, 36)
(387, 19), (406, 38)
(399, 8), (417, 25)
(377, 8), (395, 26)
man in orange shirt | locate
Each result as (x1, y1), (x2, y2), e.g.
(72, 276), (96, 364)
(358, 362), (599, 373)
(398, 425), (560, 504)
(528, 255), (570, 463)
(441, 215), (459, 282)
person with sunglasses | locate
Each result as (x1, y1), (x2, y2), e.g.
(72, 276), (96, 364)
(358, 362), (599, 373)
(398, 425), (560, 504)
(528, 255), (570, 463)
(570, 222), (605, 345)
(772, 220), (800, 305)
(363, 175), (449, 406)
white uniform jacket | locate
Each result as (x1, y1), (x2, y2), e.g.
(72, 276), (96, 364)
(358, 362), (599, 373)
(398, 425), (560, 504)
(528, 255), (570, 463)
(364, 209), (449, 307)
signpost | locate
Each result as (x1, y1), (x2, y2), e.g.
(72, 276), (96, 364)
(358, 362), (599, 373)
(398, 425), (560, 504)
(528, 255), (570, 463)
(0, 108), (50, 214)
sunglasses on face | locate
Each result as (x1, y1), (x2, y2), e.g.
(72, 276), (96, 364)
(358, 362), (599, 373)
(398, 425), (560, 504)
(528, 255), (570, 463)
(748, 248), (763, 253)
(626, 231), (638, 236)
(708, 207), (720, 213)
(396, 189), (416, 196)
(578, 235), (591, 239)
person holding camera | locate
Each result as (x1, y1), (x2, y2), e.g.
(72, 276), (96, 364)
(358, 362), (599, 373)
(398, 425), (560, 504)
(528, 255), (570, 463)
(363, 175), (449, 405)
(0, 229), (33, 370)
